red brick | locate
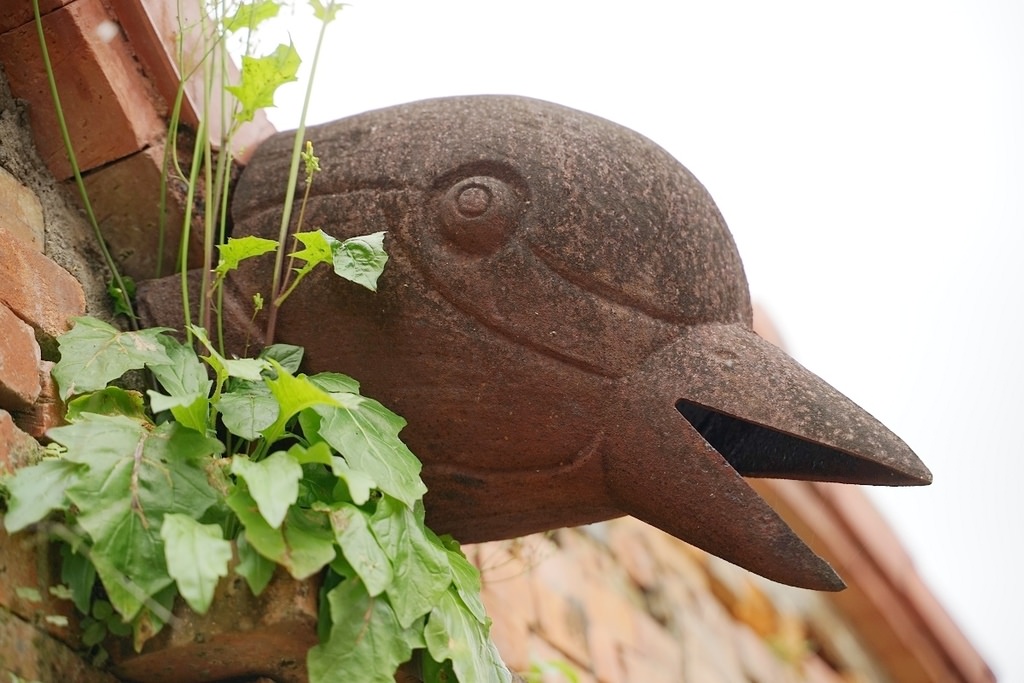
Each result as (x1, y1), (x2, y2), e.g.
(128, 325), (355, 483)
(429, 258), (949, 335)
(0, 224), (85, 347)
(13, 360), (66, 441)
(0, 0), (166, 179)
(0, 303), (42, 410)
(0, 0), (74, 34)
(0, 409), (42, 475)
(106, 0), (277, 164)
(0, 166), (44, 250)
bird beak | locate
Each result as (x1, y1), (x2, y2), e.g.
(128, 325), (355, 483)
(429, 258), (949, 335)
(603, 322), (930, 591)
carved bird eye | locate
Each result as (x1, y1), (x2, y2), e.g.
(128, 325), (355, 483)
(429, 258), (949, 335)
(438, 175), (522, 255)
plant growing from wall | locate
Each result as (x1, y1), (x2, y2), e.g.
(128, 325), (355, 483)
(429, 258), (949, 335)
(1, 2), (511, 681)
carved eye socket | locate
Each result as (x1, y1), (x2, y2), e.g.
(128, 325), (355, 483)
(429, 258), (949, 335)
(438, 176), (522, 255)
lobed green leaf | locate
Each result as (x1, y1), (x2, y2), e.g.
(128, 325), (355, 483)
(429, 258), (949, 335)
(425, 590), (512, 683)
(66, 387), (148, 423)
(2, 459), (83, 532)
(316, 394), (425, 508)
(309, 0), (344, 23)
(226, 43), (300, 123)
(52, 416), (224, 620)
(231, 451), (303, 529)
(327, 503), (393, 597)
(161, 514), (232, 614)
(52, 317), (173, 400)
(332, 231), (388, 292)
(236, 531), (277, 596)
(369, 496), (451, 629)
(218, 384), (279, 440)
(227, 488), (335, 580)
(214, 236), (279, 278)
(307, 579), (416, 683)
(223, 0), (282, 33)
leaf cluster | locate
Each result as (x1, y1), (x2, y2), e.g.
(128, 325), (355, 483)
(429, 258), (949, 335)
(2, 316), (509, 682)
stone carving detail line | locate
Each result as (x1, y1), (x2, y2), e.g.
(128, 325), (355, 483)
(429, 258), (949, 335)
(140, 95), (931, 591)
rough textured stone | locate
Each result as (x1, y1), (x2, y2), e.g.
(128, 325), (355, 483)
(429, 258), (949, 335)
(0, 224), (85, 352)
(0, 303), (42, 410)
(0, 0), (165, 179)
(141, 94), (930, 592)
(12, 360), (65, 441)
(109, 569), (320, 683)
(0, 409), (42, 477)
(0, 165), (44, 249)
(0, 522), (80, 646)
(0, 608), (117, 683)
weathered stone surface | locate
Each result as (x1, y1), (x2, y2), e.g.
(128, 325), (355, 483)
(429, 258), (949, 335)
(140, 94), (931, 592)
(0, 303), (42, 410)
(0, 607), (117, 683)
(0, 165), (44, 249)
(0, 409), (42, 474)
(12, 360), (65, 441)
(0, 224), (85, 352)
(109, 568), (319, 683)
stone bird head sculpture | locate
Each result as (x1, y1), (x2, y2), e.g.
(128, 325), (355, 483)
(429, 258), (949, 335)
(142, 95), (931, 590)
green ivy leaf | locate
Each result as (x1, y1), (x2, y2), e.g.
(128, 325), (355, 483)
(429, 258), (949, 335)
(60, 543), (97, 614)
(309, 0), (344, 23)
(106, 275), (136, 318)
(441, 536), (488, 624)
(236, 531), (276, 596)
(161, 514), (232, 614)
(53, 416), (224, 620)
(327, 503), (393, 597)
(309, 371), (360, 394)
(214, 236), (279, 278)
(149, 333), (211, 396)
(223, 0), (283, 33)
(66, 387), (148, 423)
(226, 43), (300, 123)
(52, 317), (173, 400)
(328, 455), (375, 505)
(425, 589), (511, 683)
(218, 384), (279, 440)
(260, 343), (305, 374)
(332, 231), (388, 292)
(190, 325), (269, 383)
(290, 230), (333, 273)
(226, 488), (335, 580)
(262, 362), (339, 444)
(370, 496), (451, 628)
(2, 458), (84, 532)
(307, 579), (416, 683)
(231, 451), (302, 529)
(146, 335), (212, 432)
(316, 394), (426, 508)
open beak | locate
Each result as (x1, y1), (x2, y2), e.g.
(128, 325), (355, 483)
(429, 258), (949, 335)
(604, 322), (930, 591)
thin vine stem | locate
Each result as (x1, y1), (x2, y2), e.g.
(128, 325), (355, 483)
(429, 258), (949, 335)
(263, 8), (336, 346)
(31, 0), (139, 328)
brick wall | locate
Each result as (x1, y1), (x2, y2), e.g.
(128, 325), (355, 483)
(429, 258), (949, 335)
(468, 512), (886, 683)
(0, 64), (119, 682)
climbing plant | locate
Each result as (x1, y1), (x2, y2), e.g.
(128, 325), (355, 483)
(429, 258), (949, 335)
(1, 1), (511, 681)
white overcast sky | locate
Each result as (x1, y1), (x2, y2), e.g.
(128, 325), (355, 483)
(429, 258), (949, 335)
(257, 1), (1024, 679)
